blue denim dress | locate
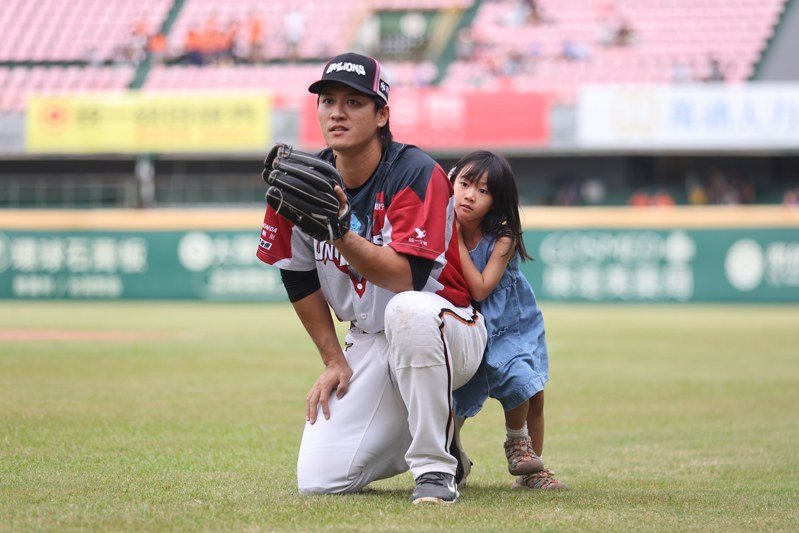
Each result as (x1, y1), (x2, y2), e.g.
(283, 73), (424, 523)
(453, 233), (549, 417)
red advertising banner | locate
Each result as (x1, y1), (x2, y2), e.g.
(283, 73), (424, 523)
(300, 89), (550, 151)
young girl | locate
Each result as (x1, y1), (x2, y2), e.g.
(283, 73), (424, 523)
(450, 151), (566, 491)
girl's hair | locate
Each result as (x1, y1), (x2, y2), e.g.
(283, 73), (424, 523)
(450, 150), (532, 261)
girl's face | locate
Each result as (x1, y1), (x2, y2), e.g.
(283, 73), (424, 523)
(453, 169), (493, 225)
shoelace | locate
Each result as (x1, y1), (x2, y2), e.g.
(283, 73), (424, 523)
(416, 472), (448, 486)
(506, 437), (534, 459)
(524, 469), (556, 488)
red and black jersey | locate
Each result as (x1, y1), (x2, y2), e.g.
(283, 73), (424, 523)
(257, 142), (470, 333)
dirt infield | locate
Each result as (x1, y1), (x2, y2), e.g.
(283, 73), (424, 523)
(0, 329), (175, 342)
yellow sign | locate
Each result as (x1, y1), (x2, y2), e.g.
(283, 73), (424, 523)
(26, 92), (271, 153)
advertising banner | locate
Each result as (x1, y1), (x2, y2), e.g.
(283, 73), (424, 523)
(0, 230), (284, 301)
(577, 84), (799, 150)
(300, 89), (550, 150)
(1, 227), (797, 302)
(521, 228), (799, 302)
(26, 93), (271, 154)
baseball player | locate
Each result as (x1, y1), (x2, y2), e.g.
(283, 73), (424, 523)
(256, 52), (487, 505)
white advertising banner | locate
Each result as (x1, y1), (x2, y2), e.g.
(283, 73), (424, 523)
(577, 84), (799, 150)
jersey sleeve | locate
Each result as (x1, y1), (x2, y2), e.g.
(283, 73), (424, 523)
(256, 205), (315, 270)
(385, 163), (452, 262)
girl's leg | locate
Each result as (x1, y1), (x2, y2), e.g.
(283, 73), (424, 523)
(504, 400), (528, 430)
(527, 390), (545, 457)
(503, 398), (543, 475)
(513, 390), (568, 490)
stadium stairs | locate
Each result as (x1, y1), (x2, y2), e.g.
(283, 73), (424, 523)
(130, 0), (187, 89)
(752, 0), (799, 80)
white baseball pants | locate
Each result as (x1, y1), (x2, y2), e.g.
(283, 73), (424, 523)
(296, 291), (487, 495)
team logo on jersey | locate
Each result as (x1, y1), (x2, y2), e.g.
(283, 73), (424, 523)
(315, 241), (350, 266)
(350, 213), (363, 234)
(262, 223), (279, 239)
(314, 241), (368, 297)
(408, 227), (429, 247)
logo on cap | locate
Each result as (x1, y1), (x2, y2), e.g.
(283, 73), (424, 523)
(326, 62), (367, 76)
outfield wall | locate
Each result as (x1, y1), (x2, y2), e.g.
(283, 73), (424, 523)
(1, 207), (797, 302)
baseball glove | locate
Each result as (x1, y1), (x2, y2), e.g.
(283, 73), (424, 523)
(262, 143), (351, 242)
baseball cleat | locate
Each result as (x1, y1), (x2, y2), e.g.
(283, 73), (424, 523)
(504, 435), (544, 476)
(411, 472), (459, 505)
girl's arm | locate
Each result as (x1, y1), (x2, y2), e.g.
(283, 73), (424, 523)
(459, 233), (514, 302)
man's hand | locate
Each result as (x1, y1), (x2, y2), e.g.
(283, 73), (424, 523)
(306, 359), (353, 424)
(263, 143), (351, 242)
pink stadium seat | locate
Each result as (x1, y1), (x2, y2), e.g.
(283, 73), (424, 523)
(445, 0), (787, 91)
(0, 0), (172, 61)
(0, 0), (788, 110)
(0, 66), (135, 113)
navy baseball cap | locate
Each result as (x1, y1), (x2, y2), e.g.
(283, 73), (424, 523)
(308, 52), (390, 104)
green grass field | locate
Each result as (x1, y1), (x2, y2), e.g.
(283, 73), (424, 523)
(2, 302), (798, 531)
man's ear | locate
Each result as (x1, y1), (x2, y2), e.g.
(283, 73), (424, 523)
(377, 105), (389, 127)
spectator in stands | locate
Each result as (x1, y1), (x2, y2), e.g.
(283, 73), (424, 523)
(203, 12), (220, 38)
(248, 11), (265, 63)
(686, 176), (708, 205)
(613, 18), (635, 46)
(596, 20), (615, 47)
(703, 168), (757, 205)
(598, 15), (634, 47)
(581, 179), (607, 205)
(704, 53), (726, 82)
(84, 45), (104, 67)
(706, 167), (734, 203)
(284, 9), (305, 61)
(218, 20), (240, 64)
(628, 189), (651, 207)
(204, 15), (225, 64)
(554, 180), (581, 206)
(148, 32), (167, 66)
(120, 28), (148, 67)
(560, 39), (589, 61)
(783, 188), (799, 207)
(133, 19), (152, 40)
(504, 2), (527, 26)
(521, 0), (543, 25)
(731, 172), (756, 204)
(456, 28), (476, 61)
(197, 12), (239, 65)
(181, 25), (206, 66)
(651, 189), (675, 207)
(501, 48), (526, 77)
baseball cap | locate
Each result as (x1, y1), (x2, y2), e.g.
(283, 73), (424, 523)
(308, 52), (390, 104)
